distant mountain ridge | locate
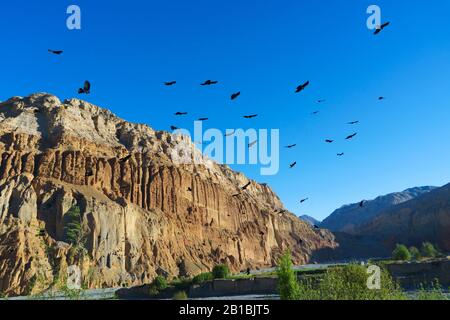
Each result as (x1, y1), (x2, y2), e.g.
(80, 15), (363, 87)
(300, 215), (321, 226)
(321, 186), (437, 232)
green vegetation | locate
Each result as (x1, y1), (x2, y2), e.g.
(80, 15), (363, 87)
(421, 242), (439, 258)
(392, 244), (412, 261)
(276, 251), (301, 300)
(148, 276), (168, 296)
(192, 272), (214, 284)
(409, 246), (422, 261)
(416, 280), (448, 300)
(173, 291), (188, 300)
(212, 264), (230, 279)
(63, 205), (88, 262)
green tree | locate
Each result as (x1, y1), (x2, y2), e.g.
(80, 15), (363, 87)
(409, 246), (421, 261)
(421, 242), (438, 258)
(212, 264), (230, 279)
(392, 244), (411, 261)
(192, 272), (214, 284)
(148, 276), (168, 296)
(276, 251), (300, 300)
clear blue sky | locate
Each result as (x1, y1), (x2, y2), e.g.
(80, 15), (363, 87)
(1, 1), (449, 220)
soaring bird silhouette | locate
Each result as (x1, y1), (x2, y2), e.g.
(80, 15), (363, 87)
(289, 162), (297, 168)
(337, 153), (345, 156)
(325, 139), (334, 143)
(164, 81), (177, 86)
(231, 92), (241, 100)
(300, 198), (309, 203)
(346, 133), (357, 140)
(285, 144), (297, 149)
(378, 96), (385, 100)
(248, 140), (257, 148)
(174, 112), (187, 116)
(312, 111), (320, 115)
(295, 81), (310, 93)
(201, 80), (218, 86)
(243, 114), (258, 119)
(317, 99), (326, 103)
(48, 49), (63, 55)
(241, 182), (251, 190)
(374, 22), (390, 35)
(170, 126), (179, 131)
(348, 121), (359, 125)
(198, 117), (209, 121)
(78, 81), (91, 94)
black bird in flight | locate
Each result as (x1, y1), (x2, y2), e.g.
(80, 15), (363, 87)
(164, 81), (177, 86)
(174, 112), (187, 116)
(170, 126), (179, 131)
(243, 114), (258, 119)
(346, 133), (357, 140)
(241, 182), (251, 190)
(289, 162), (297, 168)
(231, 92), (241, 100)
(285, 144), (297, 149)
(201, 80), (218, 86)
(312, 111), (320, 115)
(198, 117), (209, 121)
(337, 153), (345, 156)
(317, 99), (326, 103)
(295, 81), (310, 93)
(120, 155), (132, 163)
(78, 80), (91, 94)
(300, 198), (309, 203)
(359, 200), (366, 208)
(373, 22), (390, 35)
(325, 139), (334, 143)
(48, 49), (63, 55)
(348, 121), (359, 125)
(248, 140), (258, 148)
(224, 129), (236, 137)
(378, 96), (385, 100)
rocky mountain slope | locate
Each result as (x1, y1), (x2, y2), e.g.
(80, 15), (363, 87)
(320, 186), (436, 232)
(0, 93), (336, 296)
(299, 215), (321, 226)
(354, 183), (450, 252)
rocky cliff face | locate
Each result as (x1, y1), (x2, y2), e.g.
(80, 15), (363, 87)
(0, 93), (336, 296)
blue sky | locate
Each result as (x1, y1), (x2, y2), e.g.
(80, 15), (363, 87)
(1, 1), (449, 220)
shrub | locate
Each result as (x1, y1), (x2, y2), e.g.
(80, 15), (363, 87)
(409, 246), (421, 261)
(192, 272), (214, 284)
(276, 251), (300, 300)
(421, 242), (438, 258)
(392, 244), (411, 261)
(212, 264), (230, 279)
(416, 280), (448, 300)
(64, 205), (83, 245)
(148, 276), (168, 297)
(173, 291), (188, 300)
(295, 264), (406, 300)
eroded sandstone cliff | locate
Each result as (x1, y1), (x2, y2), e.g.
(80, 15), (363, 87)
(0, 93), (336, 296)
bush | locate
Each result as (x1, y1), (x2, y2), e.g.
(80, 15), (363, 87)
(192, 272), (214, 284)
(421, 242), (438, 258)
(276, 251), (300, 300)
(416, 280), (448, 300)
(173, 291), (188, 300)
(409, 246), (421, 261)
(148, 276), (168, 297)
(212, 265), (230, 279)
(392, 244), (411, 261)
(295, 264), (406, 300)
